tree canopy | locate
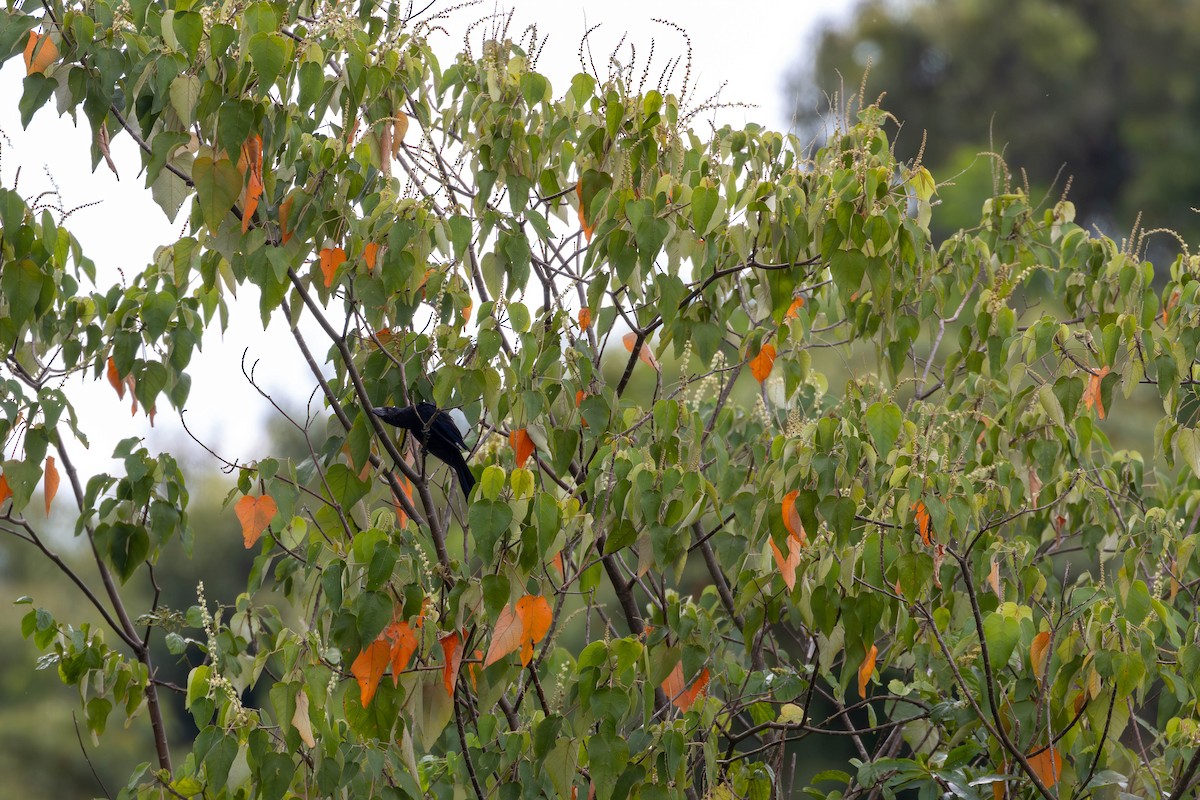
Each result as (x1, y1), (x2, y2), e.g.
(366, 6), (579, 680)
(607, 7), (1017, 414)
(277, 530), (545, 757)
(790, 0), (1200, 245)
(2, 2), (1200, 799)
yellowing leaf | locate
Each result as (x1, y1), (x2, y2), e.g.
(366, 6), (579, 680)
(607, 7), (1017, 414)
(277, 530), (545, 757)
(441, 631), (463, 697)
(987, 558), (1001, 596)
(23, 32), (58, 75)
(912, 501), (933, 546)
(623, 332), (660, 369)
(393, 112), (409, 154)
(750, 344), (776, 383)
(107, 357), (125, 400)
(292, 689), (315, 748)
(43, 456), (59, 515)
(510, 429), (535, 468)
(858, 644), (878, 698)
(319, 247), (347, 289)
(1030, 631), (1051, 681)
(352, 638), (390, 707)
(1083, 365), (1111, 419)
(1027, 745), (1063, 788)
(235, 495), (278, 548)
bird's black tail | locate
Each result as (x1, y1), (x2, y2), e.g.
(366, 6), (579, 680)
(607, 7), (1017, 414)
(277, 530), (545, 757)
(450, 453), (475, 500)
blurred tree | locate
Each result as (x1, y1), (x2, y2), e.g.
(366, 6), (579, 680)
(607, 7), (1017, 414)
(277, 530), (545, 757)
(791, 0), (1200, 245)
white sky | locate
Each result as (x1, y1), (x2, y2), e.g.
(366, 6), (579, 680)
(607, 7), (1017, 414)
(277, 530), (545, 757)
(0, 2), (852, 478)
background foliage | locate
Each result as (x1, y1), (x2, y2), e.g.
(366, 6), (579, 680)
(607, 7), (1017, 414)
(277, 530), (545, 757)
(2, 1), (1200, 799)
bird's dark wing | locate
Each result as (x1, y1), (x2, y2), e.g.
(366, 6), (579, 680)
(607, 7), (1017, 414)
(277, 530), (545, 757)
(415, 402), (469, 451)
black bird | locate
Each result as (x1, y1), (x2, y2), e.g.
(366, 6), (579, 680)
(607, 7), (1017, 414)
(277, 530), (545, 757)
(371, 403), (475, 500)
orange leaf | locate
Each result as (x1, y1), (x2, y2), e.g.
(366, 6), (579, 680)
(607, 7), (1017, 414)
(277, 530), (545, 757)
(484, 603), (524, 667)
(912, 501), (933, 546)
(462, 302), (472, 322)
(441, 631), (463, 697)
(576, 183), (595, 242)
(0, 475), (11, 506)
(785, 296), (805, 320)
(992, 780), (1005, 800)
(622, 332), (660, 369)
(515, 594), (552, 666)
(1163, 289), (1181, 324)
(675, 667), (709, 712)
(1027, 746), (1063, 788)
(750, 344), (776, 383)
(393, 113), (409, 153)
(858, 644), (878, 698)
(319, 247), (347, 289)
(238, 135), (264, 233)
(987, 558), (1001, 596)
(1030, 631), (1051, 681)
(351, 638), (390, 707)
(578, 307), (592, 329)
(235, 495), (278, 548)
(510, 429), (535, 468)
(392, 473), (414, 526)
(552, 551), (564, 578)
(107, 357), (125, 400)
(23, 31), (58, 75)
(661, 661), (684, 702)
(1082, 366), (1110, 419)
(364, 242), (380, 271)
(782, 490), (807, 545)
(386, 621), (419, 685)
(1028, 467), (1042, 506)
(769, 532), (803, 592)
(43, 456), (59, 515)
(279, 195), (295, 244)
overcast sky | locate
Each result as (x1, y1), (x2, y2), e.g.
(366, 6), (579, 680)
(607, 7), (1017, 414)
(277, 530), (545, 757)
(0, 2), (852, 479)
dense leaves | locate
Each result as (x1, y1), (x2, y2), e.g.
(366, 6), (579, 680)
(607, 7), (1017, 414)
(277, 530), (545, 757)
(1, 1), (1199, 799)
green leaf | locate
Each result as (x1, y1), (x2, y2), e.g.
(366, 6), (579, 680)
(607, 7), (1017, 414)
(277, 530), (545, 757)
(1, 258), (44, 329)
(864, 401), (902, 457)
(324, 463), (371, 509)
(1178, 427), (1200, 479)
(468, 499), (513, 563)
(19, 73), (55, 128)
(588, 722), (630, 800)
(172, 11), (203, 58)
(248, 32), (293, 90)
(981, 612), (1021, 672)
(829, 250), (868, 299)
(169, 75), (201, 123)
(690, 185), (718, 236)
(192, 156), (242, 229)
(97, 522), (150, 583)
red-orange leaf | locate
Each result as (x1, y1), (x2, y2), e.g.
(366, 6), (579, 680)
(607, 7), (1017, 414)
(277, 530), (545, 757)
(749, 344), (776, 383)
(677, 667), (709, 712)
(364, 242), (380, 271)
(1027, 746), (1063, 788)
(858, 644), (878, 698)
(386, 621), (419, 685)
(510, 429), (535, 468)
(236, 495), (278, 548)
(515, 594), (552, 666)
(43, 456), (59, 515)
(661, 661), (684, 703)
(1030, 631), (1051, 681)
(622, 332), (660, 369)
(785, 296), (805, 320)
(279, 195), (295, 244)
(107, 357), (125, 400)
(578, 307), (592, 329)
(484, 603), (523, 667)
(441, 631), (463, 697)
(23, 32), (58, 75)
(1163, 289), (1181, 324)
(912, 501), (933, 546)
(0, 475), (11, 506)
(351, 638), (390, 707)
(392, 473), (414, 527)
(319, 247), (347, 289)
(576, 183), (595, 242)
(1083, 366), (1110, 419)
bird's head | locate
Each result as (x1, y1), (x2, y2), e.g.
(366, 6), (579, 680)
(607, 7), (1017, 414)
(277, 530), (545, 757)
(370, 406), (409, 427)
